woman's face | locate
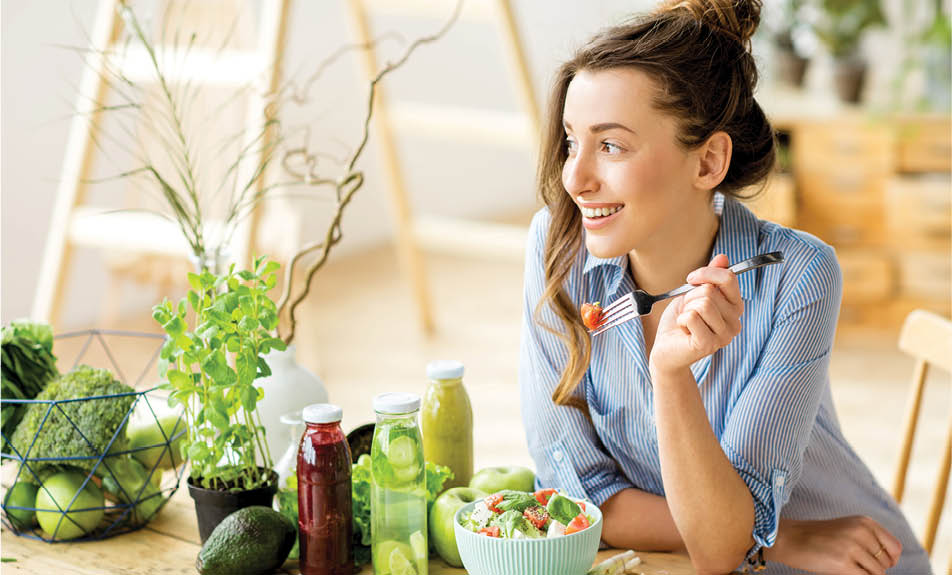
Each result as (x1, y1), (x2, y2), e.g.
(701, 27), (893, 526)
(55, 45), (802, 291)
(561, 68), (704, 259)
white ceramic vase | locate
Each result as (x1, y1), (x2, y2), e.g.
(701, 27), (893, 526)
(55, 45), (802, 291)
(255, 344), (328, 464)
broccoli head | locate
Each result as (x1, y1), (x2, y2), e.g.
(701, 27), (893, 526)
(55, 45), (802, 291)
(9, 365), (135, 474)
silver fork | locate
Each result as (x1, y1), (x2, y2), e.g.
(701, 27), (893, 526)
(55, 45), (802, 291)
(589, 251), (784, 336)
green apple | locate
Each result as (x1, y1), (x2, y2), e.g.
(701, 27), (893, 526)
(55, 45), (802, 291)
(429, 487), (486, 567)
(469, 466), (535, 494)
(35, 470), (104, 540)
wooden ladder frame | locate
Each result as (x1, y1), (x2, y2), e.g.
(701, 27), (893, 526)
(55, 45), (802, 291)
(345, 0), (541, 333)
(32, 0), (291, 326)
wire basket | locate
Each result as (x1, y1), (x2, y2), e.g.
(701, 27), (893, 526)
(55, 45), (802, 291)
(1, 329), (187, 542)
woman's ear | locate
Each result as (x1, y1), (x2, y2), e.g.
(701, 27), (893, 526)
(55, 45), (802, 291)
(694, 131), (732, 191)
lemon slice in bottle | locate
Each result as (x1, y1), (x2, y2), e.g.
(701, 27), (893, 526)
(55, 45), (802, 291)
(389, 546), (418, 575)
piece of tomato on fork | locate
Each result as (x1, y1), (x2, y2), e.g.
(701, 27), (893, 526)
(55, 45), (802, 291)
(580, 302), (603, 330)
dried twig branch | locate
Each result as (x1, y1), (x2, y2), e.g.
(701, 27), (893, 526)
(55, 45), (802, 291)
(275, 0), (463, 344)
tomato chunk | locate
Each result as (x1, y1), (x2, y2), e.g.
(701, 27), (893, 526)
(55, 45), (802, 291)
(564, 513), (590, 535)
(484, 493), (504, 514)
(523, 506), (549, 530)
(580, 302), (603, 330)
(533, 488), (557, 506)
(478, 526), (501, 537)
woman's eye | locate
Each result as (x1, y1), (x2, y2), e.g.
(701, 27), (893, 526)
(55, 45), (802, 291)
(565, 138), (578, 154)
(601, 141), (623, 154)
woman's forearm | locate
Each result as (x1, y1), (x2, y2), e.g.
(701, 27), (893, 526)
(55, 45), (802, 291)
(652, 364), (755, 573)
(600, 487), (685, 551)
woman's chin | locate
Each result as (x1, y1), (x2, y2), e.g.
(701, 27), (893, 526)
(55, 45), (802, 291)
(584, 236), (627, 260)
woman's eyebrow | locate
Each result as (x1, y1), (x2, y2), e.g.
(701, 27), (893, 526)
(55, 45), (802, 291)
(590, 122), (636, 135)
(562, 120), (636, 135)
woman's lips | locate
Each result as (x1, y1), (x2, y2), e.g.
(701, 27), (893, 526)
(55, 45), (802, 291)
(581, 206), (624, 230)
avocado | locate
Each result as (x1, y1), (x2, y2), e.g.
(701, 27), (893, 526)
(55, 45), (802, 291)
(196, 506), (296, 575)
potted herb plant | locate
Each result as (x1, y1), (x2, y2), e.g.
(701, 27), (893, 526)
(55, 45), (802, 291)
(153, 255), (286, 542)
(812, 0), (887, 103)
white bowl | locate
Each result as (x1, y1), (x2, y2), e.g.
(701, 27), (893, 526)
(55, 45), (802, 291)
(453, 499), (603, 575)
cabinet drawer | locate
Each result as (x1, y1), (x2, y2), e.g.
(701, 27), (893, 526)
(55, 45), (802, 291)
(838, 251), (893, 303)
(896, 251), (951, 301)
(793, 122), (894, 174)
(885, 176), (952, 250)
(799, 202), (885, 247)
(798, 167), (887, 207)
(897, 118), (952, 173)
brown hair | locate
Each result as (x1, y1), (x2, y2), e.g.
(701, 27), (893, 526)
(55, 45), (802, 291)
(535, 0), (775, 412)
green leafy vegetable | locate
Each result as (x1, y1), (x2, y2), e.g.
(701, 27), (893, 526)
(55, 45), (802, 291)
(494, 490), (537, 514)
(352, 453), (373, 549)
(546, 493), (582, 526)
(1, 321), (58, 450)
(276, 486), (299, 560)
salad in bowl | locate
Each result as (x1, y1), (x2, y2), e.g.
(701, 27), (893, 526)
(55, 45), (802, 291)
(454, 488), (602, 575)
(459, 488), (595, 539)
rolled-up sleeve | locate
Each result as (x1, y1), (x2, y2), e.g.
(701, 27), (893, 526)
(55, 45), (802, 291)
(720, 244), (842, 554)
(519, 210), (633, 506)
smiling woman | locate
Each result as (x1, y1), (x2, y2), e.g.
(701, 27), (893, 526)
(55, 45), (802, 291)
(520, 1), (932, 574)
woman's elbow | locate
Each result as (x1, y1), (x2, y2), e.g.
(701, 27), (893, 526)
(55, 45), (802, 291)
(689, 541), (750, 575)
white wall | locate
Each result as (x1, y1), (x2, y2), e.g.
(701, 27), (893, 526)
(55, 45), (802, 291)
(0, 0), (935, 327)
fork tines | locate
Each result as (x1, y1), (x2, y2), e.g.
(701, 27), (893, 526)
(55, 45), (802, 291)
(589, 293), (636, 336)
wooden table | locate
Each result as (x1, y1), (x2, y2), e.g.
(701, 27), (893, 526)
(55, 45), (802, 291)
(0, 481), (695, 574)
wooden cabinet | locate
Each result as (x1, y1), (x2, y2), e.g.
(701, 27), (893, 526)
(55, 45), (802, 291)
(768, 115), (951, 337)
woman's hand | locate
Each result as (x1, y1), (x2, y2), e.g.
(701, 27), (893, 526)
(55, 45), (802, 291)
(649, 254), (743, 375)
(769, 516), (902, 574)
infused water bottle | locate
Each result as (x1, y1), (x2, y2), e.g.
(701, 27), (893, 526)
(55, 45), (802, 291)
(297, 404), (352, 575)
(420, 360), (473, 488)
(371, 393), (428, 575)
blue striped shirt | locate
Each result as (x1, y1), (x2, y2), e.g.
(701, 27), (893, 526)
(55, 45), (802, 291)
(519, 194), (931, 574)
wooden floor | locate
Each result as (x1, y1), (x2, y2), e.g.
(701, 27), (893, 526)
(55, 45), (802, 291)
(2, 245), (949, 573)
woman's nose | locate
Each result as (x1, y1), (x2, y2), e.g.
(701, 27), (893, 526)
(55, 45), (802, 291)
(563, 150), (597, 195)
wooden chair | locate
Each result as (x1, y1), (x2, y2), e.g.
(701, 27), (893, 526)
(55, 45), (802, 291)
(891, 309), (952, 561)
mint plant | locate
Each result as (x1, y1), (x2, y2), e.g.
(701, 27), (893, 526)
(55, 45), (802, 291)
(152, 256), (286, 491)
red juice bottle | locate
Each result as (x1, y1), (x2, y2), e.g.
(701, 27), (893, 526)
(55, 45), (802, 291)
(298, 404), (353, 575)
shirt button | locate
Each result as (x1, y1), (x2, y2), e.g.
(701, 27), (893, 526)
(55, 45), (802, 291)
(553, 450), (564, 462)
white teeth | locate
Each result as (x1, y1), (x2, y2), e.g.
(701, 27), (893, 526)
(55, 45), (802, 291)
(581, 205), (622, 218)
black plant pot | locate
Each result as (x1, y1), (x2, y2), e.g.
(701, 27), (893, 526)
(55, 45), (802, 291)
(187, 468), (278, 543)
(833, 58), (867, 104)
(775, 48), (810, 88)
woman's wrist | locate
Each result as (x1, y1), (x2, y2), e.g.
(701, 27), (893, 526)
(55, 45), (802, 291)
(764, 518), (797, 564)
(648, 359), (690, 382)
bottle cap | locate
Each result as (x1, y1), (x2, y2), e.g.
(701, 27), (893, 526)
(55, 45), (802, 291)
(302, 403), (343, 424)
(426, 360), (465, 380)
(373, 392), (421, 415)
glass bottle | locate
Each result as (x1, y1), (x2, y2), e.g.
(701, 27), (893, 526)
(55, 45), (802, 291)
(371, 393), (428, 575)
(297, 404), (352, 575)
(420, 360), (473, 489)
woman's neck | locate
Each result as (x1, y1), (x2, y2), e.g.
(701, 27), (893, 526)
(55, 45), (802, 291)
(627, 198), (720, 296)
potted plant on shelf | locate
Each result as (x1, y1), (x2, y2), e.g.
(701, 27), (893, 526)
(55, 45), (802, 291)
(153, 255), (286, 542)
(812, 0), (887, 103)
(772, 0), (812, 87)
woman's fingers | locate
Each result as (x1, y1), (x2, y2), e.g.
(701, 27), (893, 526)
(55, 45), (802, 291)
(683, 284), (740, 338)
(686, 254), (743, 311)
(678, 308), (715, 351)
(872, 520), (903, 567)
(852, 516), (901, 572)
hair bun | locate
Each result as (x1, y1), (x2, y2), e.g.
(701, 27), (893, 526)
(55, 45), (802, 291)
(658, 0), (762, 48)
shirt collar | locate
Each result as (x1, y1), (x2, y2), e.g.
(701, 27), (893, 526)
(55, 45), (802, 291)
(581, 193), (761, 300)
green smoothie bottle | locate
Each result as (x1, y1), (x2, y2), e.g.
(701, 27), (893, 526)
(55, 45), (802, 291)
(420, 360), (473, 489)
(371, 393), (427, 575)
